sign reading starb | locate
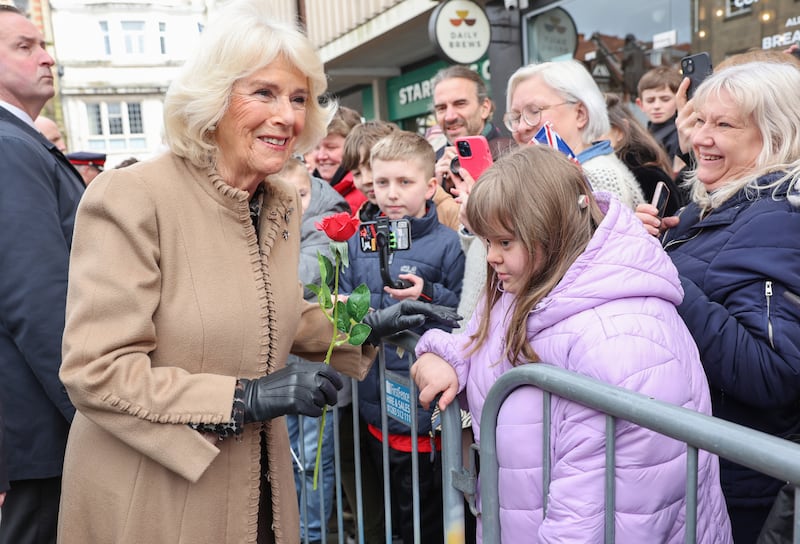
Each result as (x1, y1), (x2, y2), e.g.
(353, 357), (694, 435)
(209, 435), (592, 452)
(428, 0), (491, 65)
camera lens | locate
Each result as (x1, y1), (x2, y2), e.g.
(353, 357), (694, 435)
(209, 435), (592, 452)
(449, 156), (461, 176)
(457, 140), (472, 157)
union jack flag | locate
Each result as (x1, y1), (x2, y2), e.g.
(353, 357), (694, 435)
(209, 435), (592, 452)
(532, 122), (579, 165)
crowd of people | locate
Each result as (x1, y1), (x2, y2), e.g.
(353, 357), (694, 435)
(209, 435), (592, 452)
(1, 0), (799, 543)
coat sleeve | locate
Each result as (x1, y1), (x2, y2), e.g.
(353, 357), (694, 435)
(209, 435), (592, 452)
(415, 301), (482, 392)
(676, 209), (800, 408)
(0, 134), (77, 422)
(432, 185), (461, 232)
(60, 172), (235, 483)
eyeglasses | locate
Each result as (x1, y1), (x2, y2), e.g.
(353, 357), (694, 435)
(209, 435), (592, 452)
(503, 102), (574, 132)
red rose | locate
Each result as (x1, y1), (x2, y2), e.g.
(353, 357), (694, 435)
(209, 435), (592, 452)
(315, 212), (360, 242)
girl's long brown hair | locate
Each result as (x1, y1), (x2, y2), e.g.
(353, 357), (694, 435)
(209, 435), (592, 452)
(605, 92), (673, 175)
(465, 145), (604, 366)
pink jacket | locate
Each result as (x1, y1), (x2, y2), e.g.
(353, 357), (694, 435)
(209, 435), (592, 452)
(417, 194), (732, 543)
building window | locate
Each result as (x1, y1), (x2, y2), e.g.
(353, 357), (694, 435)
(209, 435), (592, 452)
(99, 21), (111, 55)
(158, 22), (167, 54)
(121, 20), (146, 54)
(85, 101), (147, 152)
(127, 103), (143, 133)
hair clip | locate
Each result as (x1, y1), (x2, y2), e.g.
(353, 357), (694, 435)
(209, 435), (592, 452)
(577, 194), (589, 209)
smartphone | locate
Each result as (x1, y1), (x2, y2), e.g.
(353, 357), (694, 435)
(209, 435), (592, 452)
(358, 219), (411, 253)
(651, 181), (671, 219)
(454, 136), (493, 180)
(681, 52), (713, 99)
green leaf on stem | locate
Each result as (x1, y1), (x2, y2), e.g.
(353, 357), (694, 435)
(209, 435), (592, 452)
(349, 323), (371, 345)
(317, 252), (334, 289)
(318, 282), (333, 310)
(347, 284), (372, 322)
(305, 283), (321, 298)
(335, 300), (350, 333)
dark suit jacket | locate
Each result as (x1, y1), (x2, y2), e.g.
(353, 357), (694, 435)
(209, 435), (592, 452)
(0, 106), (83, 480)
(0, 402), (8, 493)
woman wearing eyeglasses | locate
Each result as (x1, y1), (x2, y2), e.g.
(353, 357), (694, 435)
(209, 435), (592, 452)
(504, 60), (645, 210)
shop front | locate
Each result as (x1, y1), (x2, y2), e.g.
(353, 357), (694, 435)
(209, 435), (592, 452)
(694, 0), (800, 63)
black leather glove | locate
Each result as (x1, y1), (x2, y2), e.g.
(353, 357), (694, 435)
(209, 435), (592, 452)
(362, 300), (462, 345)
(240, 361), (343, 423)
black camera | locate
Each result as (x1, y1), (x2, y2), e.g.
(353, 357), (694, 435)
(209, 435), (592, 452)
(449, 156), (461, 177)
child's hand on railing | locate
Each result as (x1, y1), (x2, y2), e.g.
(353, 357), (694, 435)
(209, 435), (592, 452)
(412, 353), (459, 411)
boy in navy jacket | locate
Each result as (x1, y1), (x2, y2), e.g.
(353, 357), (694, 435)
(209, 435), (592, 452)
(339, 130), (464, 544)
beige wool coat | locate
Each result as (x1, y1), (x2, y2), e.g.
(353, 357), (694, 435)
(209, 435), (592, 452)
(58, 153), (373, 544)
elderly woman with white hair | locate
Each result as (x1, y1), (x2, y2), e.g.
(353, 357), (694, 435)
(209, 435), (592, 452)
(639, 60), (800, 543)
(503, 59), (645, 209)
(55, 1), (455, 542)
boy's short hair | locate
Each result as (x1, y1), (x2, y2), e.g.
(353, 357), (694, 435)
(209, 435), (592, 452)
(326, 105), (362, 138)
(341, 120), (399, 171)
(269, 156), (308, 185)
(637, 65), (682, 96)
(370, 131), (436, 179)
(281, 156), (308, 177)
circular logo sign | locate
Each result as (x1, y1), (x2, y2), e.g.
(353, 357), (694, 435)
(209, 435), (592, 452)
(526, 7), (578, 64)
(428, 0), (491, 65)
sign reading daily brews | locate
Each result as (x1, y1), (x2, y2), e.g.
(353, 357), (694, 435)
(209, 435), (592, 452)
(428, 0), (491, 65)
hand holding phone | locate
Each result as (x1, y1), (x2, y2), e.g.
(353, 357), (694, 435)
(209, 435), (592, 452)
(681, 52), (713, 99)
(651, 181), (671, 219)
(358, 218), (413, 289)
(454, 136), (493, 180)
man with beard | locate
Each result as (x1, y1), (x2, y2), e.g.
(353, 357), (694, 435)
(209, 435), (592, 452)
(431, 65), (511, 193)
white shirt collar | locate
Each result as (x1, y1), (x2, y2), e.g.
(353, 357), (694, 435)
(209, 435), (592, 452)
(0, 100), (36, 129)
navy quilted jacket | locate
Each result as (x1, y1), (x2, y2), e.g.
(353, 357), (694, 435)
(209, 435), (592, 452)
(340, 202), (464, 436)
(662, 173), (800, 509)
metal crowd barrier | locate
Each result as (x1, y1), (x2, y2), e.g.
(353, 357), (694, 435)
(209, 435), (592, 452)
(477, 364), (800, 544)
(294, 333), (800, 544)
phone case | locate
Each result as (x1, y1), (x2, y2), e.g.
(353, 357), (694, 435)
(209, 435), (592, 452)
(681, 53), (713, 99)
(454, 136), (493, 180)
(651, 181), (671, 218)
(358, 219), (410, 253)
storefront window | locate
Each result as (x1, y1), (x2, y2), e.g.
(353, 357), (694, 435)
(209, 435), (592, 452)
(523, 0), (691, 97)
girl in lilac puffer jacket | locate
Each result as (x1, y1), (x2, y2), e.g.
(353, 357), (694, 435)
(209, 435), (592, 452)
(412, 145), (732, 543)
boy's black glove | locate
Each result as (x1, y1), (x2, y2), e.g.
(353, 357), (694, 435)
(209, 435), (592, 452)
(362, 300), (462, 345)
(240, 362), (343, 423)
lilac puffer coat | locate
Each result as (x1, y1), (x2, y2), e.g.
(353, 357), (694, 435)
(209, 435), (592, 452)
(417, 193), (732, 543)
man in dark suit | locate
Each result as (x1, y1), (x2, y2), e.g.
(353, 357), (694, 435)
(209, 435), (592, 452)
(0, 5), (83, 543)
